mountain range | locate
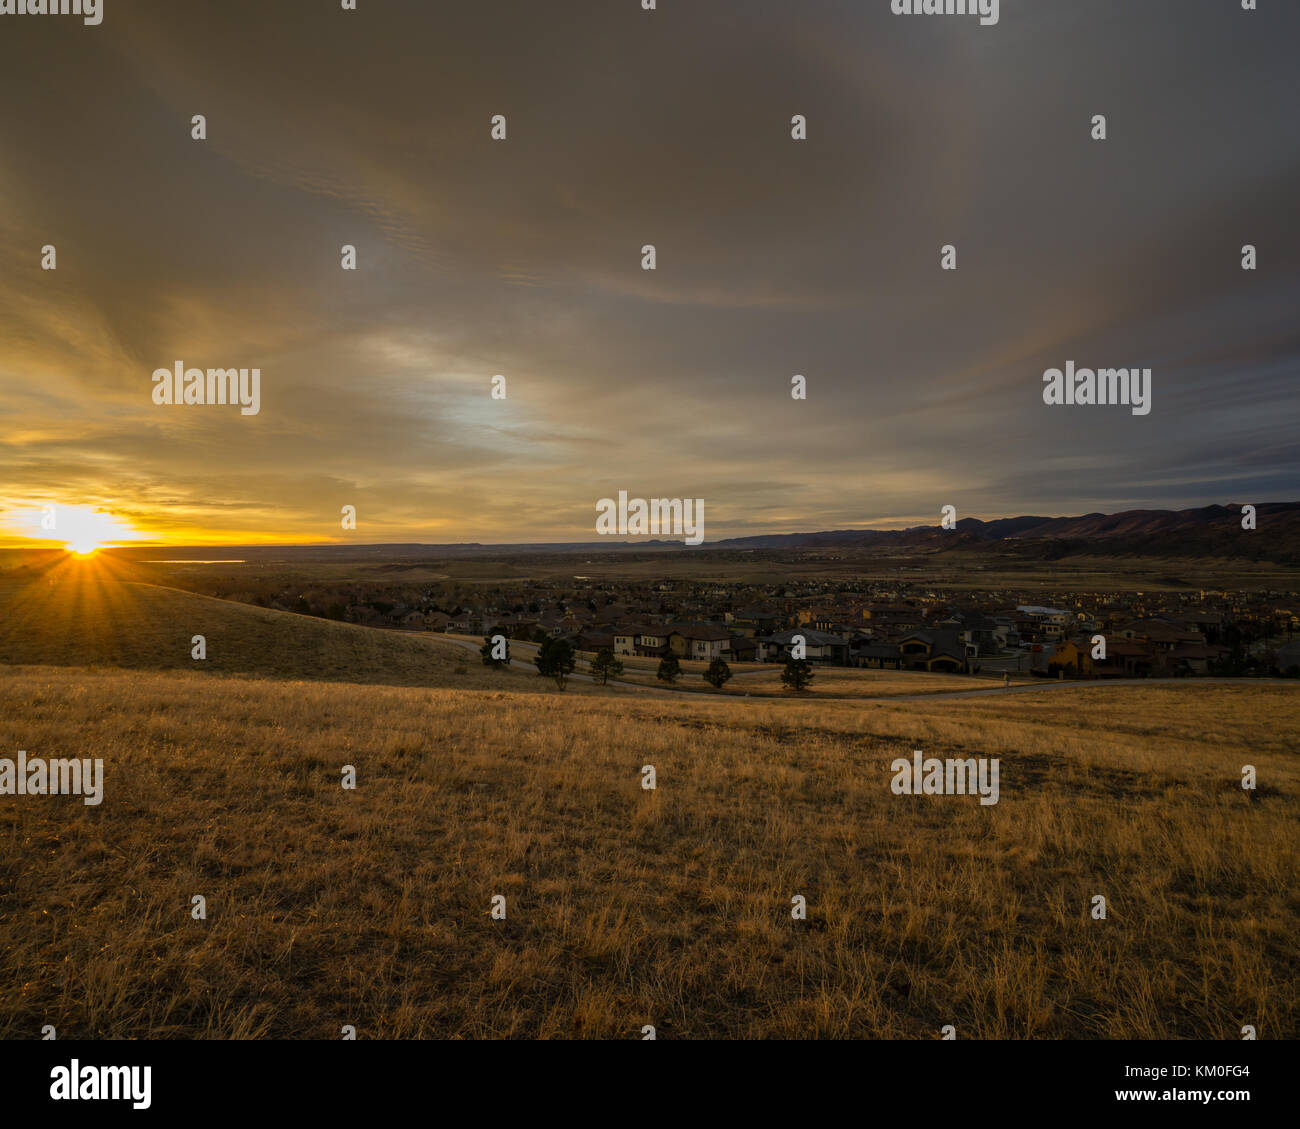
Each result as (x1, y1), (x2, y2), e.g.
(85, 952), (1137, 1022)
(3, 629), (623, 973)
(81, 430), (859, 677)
(96, 502), (1300, 565)
(709, 502), (1300, 562)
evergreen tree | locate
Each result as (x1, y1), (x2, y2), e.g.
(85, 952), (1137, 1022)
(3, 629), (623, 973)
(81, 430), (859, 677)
(480, 632), (510, 669)
(703, 657), (732, 689)
(535, 637), (577, 690)
(781, 656), (815, 692)
(590, 648), (624, 686)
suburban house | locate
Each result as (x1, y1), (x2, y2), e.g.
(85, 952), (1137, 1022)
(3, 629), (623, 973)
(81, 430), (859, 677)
(728, 635), (759, 662)
(853, 639), (904, 669)
(1111, 618), (1229, 674)
(954, 611), (1001, 654)
(797, 607), (840, 632)
(1050, 637), (1148, 677)
(577, 628), (615, 653)
(989, 616), (1021, 648)
(612, 626), (644, 657)
(727, 605), (789, 636)
(1165, 640), (1229, 674)
(860, 606), (925, 636)
(756, 629), (848, 665)
(1015, 605), (1075, 641)
(668, 624), (731, 661)
(1174, 609), (1224, 642)
(897, 630), (974, 673)
(633, 628), (672, 658)
(1050, 631), (1228, 677)
(1114, 618), (1205, 651)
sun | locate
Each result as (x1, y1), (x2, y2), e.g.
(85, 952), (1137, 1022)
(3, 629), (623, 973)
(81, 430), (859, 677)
(54, 508), (121, 555)
(1, 503), (145, 554)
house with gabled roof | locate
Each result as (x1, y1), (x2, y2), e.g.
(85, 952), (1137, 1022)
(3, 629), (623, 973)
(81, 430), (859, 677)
(896, 630), (973, 673)
(757, 628), (848, 665)
(634, 627), (672, 658)
(668, 623), (731, 661)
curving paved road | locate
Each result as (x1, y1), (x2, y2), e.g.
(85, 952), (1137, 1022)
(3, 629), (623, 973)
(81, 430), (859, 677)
(435, 635), (1294, 704)
(852, 676), (1296, 703)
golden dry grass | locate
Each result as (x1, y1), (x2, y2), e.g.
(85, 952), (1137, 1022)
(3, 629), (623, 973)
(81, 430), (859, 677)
(0, 567), (610, 694)
(1, 665), (1295, 1039)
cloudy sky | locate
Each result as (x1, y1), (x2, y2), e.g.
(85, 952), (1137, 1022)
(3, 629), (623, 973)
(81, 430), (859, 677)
(1, 0), (1297, 546)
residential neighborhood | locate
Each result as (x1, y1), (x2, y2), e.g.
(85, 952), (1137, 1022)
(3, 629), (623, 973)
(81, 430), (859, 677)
(225, 566), (1300, 681)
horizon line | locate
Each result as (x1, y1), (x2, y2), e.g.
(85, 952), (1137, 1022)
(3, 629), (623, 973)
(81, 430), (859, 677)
(2, 498), (1294, 553)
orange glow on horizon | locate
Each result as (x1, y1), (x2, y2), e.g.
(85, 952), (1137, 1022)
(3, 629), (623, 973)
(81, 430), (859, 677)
(1, 504), (147, 555)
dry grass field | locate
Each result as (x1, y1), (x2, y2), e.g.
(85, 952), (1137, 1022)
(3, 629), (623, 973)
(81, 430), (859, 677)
(1, 662), (1295, 1039)
(0, 568), (608, 694)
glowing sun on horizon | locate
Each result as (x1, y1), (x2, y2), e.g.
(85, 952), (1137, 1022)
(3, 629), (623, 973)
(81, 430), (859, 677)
(4, 504), (145, 555)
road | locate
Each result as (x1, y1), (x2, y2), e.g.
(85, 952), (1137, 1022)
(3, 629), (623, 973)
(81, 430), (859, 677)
(435, 636), (1293, 703)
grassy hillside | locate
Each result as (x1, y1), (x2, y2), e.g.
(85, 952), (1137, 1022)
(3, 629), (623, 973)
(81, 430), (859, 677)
(0, 565), (584, 692)
(0, 564), (1001, 699)
(1, 667), (1294, 1039)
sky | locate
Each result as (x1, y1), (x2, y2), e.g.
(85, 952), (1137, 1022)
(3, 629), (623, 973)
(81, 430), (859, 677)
(1, 0), (1297, 547)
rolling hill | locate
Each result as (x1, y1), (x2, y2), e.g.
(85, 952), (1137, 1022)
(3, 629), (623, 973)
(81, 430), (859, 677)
(0, 564), (545, 691)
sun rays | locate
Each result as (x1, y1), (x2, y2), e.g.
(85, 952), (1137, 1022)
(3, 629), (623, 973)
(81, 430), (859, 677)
(0, 504), (146, 556)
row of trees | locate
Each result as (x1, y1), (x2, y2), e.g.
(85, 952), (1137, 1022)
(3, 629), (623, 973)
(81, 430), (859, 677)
(481, 633), (818, 692)
(481, 634), (588, 689)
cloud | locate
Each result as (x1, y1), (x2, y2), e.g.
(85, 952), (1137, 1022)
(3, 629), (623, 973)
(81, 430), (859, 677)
(0, 0), (1297, 543)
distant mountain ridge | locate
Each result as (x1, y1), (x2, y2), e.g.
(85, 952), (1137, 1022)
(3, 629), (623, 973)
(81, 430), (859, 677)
(93, 502), (1300, 564)
(711, 502), (1300, 562)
